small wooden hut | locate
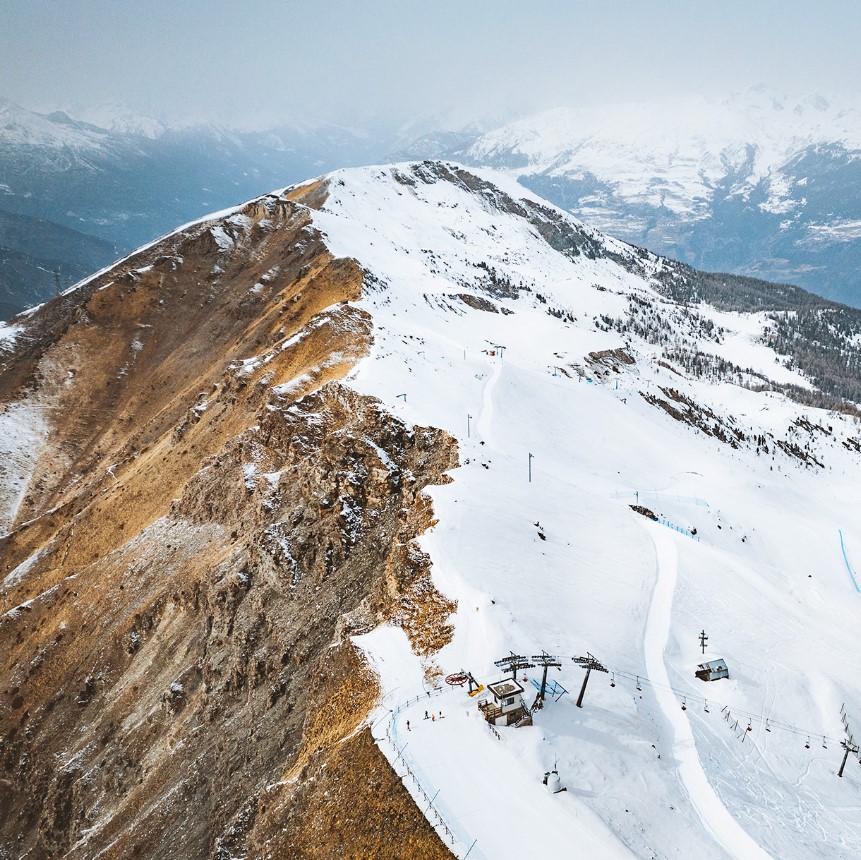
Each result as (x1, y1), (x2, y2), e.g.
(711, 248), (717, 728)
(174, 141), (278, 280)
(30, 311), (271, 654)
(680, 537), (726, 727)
(695, 659), (729, 682)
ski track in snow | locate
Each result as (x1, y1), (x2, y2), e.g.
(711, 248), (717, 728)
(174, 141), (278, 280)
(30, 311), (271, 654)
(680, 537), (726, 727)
(363, 627), (634, 860)
(645, 526), (773, 860)
(308, 165), (861, 857)
(476, 356), (501, 447)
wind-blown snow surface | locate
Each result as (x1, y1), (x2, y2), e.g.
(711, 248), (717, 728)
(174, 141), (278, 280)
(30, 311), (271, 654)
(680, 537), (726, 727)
(309, 164), (861, 859)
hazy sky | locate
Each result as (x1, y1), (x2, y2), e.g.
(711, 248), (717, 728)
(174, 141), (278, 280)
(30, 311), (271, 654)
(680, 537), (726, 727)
(3, 0), (861, 129)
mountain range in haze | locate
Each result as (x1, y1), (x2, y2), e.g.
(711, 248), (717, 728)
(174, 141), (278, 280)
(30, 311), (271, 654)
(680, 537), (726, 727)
(462, 87), (861, 307)
(3, 86), (861, 317)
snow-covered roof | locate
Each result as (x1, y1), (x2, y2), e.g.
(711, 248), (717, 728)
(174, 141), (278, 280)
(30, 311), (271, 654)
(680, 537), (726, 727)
(697, 660), (728, 672)
(487, 679), (524, 700)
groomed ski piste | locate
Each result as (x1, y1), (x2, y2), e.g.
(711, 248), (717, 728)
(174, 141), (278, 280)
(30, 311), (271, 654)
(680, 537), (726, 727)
(6, 159), (860, 857)
(307, 163), (861, 859)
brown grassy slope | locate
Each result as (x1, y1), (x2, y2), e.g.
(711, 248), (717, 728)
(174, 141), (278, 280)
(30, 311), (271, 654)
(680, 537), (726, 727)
(0, 183), (457, 859)
(1, 190), (364, 562)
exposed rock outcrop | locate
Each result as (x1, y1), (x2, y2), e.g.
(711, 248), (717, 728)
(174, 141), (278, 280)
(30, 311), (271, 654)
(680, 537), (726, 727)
(0, 182), (457, 858)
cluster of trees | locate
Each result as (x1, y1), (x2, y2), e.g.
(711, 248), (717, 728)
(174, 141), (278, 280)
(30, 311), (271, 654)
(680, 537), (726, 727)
(599, 261), (861, 413)
(548, 306), (576, 322)
(661, 347), (761, 386)
(604, 294), (725, 348)
(766, 308), (861, 405)
(653, 264), (833, 313)
(647, 260), (861, 409)
(472, 260), (523, 299)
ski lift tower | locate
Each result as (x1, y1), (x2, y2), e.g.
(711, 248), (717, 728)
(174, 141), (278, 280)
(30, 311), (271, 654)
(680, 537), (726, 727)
(839, 703), (860, 778)
(572, 652), (607, 708)
(531, 651), (562, 710)
(493, 651), (534, 681)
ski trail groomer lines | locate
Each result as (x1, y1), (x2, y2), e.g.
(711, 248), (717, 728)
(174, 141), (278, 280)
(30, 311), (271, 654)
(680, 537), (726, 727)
(644, 526), (773, 860)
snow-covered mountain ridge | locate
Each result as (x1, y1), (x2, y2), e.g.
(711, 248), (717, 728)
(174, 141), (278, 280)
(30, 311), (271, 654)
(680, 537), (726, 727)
(311, 162), (861, 858)
(6, 87), (861, 318)
(3, 162), (861, 858)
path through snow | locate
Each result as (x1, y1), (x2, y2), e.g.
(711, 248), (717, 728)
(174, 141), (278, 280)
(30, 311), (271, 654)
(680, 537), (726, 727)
(476, 357), (502, 448)
(644, 526), (773, 860)
(363, 628), (634, 860)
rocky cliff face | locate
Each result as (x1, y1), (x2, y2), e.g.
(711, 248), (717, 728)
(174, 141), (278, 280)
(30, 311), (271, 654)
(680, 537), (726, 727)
(0, 181), (457, 858)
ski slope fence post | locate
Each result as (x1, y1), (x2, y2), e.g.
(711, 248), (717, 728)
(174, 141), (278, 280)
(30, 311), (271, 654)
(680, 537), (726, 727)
(384, 689), (487, 859)
(610, 490), (710, 508)
(657, 516), (699, 541)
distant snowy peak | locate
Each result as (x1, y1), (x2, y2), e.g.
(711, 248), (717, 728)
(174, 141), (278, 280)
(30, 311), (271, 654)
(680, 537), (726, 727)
(73, 106), (167, 140)
(0, 99), (238, 149)
(0, 99), (112, 150)
(458, 90), (861, 305)
(467, 89), (861, 170)
(465, 89), (861, 219)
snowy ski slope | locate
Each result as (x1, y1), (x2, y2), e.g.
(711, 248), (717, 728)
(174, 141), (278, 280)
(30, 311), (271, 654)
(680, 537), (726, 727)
(310, 163), (861, 859)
